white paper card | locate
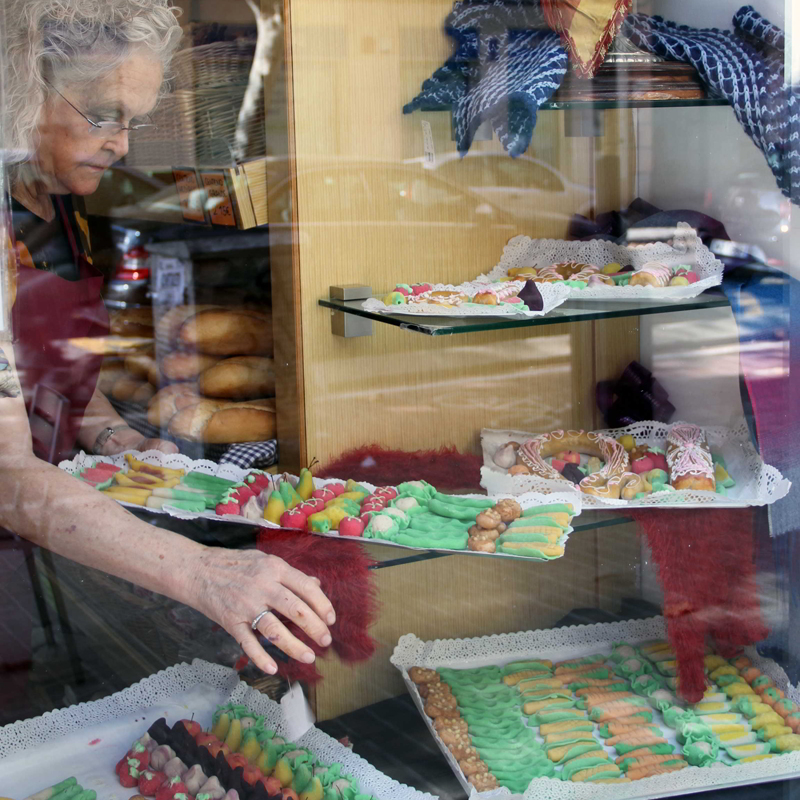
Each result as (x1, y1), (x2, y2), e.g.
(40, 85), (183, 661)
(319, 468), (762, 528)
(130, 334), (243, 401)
(280, 681), (315, 740)
(151, 255), (186, 306)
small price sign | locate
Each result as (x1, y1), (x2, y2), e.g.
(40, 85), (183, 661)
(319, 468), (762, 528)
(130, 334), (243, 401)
(201, 171), (237, 227)
(172, 168), (206, 223)
(152, 256), (186, 307)
(421, 120), (436, 169)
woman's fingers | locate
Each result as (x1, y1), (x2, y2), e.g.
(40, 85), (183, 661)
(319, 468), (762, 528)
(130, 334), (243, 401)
(279, 562), (336, 626)
(265, 586), (332, 648)
(234, 623), (278, 675)
(144, 438), (179, 454)
(255, 610), (317, 664)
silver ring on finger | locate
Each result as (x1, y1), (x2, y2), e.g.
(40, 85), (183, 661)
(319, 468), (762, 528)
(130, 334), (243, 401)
(251, 607), (272, 630)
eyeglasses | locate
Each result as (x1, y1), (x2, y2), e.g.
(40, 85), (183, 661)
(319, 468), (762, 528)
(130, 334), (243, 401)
(44, 79), (157, 138)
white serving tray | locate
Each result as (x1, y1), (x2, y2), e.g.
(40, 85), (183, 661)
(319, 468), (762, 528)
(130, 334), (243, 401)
(58, 449), (277, 529)
(362, 281), (571, 318)
(0, 659), (435, 800)
(480, 225), (723, 302)
(58, 451), (583, 560)
(390, 618), (800, 800)
(480, 421), (791, 512)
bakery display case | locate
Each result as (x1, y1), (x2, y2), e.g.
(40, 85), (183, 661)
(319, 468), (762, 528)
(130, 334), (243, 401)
(1, 0), (798, 799)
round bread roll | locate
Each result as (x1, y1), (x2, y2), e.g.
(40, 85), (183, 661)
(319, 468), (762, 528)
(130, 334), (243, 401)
(197, 356), (275, 399)
(112, 375), (152, 404)
(131, 381), (156, 405)
(178, 309), (273, 356)
(147, 383), (200, 427)
(125, 350), (159, 385)
(155, 304), (222, 349)
(147, 361), (161, 387)
(96, 361), (126, 395)
(161, 352), (222, 382)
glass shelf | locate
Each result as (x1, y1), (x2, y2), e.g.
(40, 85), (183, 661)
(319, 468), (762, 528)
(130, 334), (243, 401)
(542, 97), (729, 111)
(413, 96), (729, 115)
(368, 510), (633, 569)
(319, 291), (729, 336)
(137, 506), (634, 569)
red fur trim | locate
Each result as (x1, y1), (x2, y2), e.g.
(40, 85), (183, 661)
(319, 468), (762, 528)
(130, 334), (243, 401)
(630, 509), (769, 703)
(316, 444), (483, 492)
(254, 531), (379, 684)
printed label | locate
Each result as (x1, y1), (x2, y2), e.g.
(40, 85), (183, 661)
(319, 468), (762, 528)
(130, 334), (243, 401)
(422, 120), (436, 169)
(172, 169), (206, 223)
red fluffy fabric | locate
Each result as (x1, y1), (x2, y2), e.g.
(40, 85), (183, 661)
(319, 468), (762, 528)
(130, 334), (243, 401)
(630, 508), (769, 703)
(266, 446), (771, 701)
(253, 531), (379, 684)
(317, 445), (483, 492)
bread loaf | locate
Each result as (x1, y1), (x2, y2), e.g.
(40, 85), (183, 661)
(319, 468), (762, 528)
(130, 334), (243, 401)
(204, 408), (276, 444)
(197, 356), (275, 399)
(178, 309), (273, 356)
(167, 397), (276, 443)
(147, 383), (200, 427)
(161, 352), (221, 381)
(167, 399), (224, 441)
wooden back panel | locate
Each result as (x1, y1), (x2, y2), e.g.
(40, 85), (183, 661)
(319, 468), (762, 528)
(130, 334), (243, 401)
(271, 0), (641, 718)
(271, 0), (637, 470)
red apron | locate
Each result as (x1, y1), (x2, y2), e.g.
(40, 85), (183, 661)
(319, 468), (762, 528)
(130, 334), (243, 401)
(11, 197), (108, 463)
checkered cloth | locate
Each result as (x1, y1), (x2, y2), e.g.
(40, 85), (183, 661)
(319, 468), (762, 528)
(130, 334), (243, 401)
(218, 440), (278, 469)
(404, 0), (568, 156)
(109, 398), (279, 468)
(623, 6), (800, 204)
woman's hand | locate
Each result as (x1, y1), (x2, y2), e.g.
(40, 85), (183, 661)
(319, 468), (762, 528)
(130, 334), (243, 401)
(189, 548), (336, 675)
(102, 426), (179, 455)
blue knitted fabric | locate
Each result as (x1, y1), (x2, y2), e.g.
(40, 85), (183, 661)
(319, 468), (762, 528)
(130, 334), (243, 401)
(403, 0), (567, 157)
(623, 7), (800, 204)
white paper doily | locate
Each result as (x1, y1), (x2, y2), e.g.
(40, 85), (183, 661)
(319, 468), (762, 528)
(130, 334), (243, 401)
(480, 422), (791, 513)
(0, 659), (436, 800)
(480, 226), (723, 302)
(362, 281), (571, 317)
(0, 660), (239, 759)
(390, 619), (800, 800)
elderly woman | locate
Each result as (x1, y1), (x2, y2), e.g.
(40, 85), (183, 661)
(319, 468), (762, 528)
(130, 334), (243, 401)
(0, 0), (332, 676)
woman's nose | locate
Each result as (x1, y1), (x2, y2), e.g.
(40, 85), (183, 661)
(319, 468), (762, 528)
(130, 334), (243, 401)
(104, 129), (129, 159)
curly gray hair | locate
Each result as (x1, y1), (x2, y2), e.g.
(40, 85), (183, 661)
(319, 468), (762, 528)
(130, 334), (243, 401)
(2, 0), (182, 159)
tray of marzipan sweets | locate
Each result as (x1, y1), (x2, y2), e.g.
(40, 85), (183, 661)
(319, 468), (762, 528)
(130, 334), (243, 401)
(392, 617), (800, 800)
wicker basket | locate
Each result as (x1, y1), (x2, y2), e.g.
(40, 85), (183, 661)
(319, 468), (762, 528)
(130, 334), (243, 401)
(172, 40), (258, 90)
(126, 40), (266, 167)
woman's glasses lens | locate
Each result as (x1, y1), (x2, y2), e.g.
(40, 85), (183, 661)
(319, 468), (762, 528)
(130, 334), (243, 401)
(89, 121), (157, 138)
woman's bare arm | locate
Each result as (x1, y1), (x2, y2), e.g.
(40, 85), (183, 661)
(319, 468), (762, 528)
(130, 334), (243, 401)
(0, 342), (333, 673)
